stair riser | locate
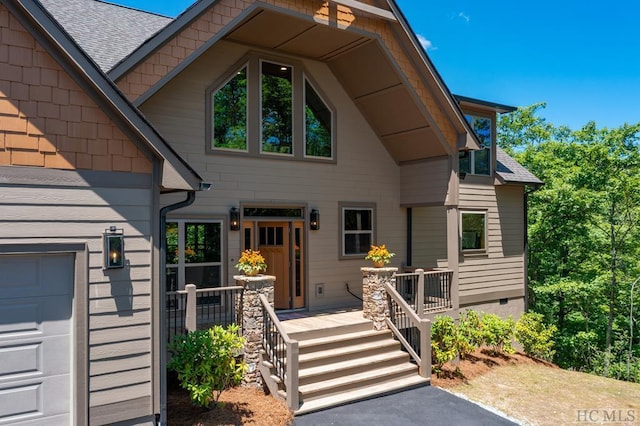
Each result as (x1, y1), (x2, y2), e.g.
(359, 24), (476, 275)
(298, 333), (392, 355)
(288, 322), (372, 341)
(299, 345), (399, 369)
(300, 370), (420, 402)
(298, 355), (411, 386)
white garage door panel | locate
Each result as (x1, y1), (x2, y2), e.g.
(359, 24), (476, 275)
(0, 253), (73, 425)
(0, 334), (70, 383)
(0, 375), (71, 425)
(0, 254), (73, 299)
(0, 296), (72, 339)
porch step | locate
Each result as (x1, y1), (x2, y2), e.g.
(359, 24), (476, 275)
(298, 336), (401, 368)
(262, 311), (431, 415)
(299, 361), (418, 398)
(295, 374), (429, 415)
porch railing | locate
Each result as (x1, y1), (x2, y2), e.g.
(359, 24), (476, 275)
(393, 269), (453, 314)
(259, 293), (299, 410)
(384, 280), (431, 377)
(166, 284), (244, 343)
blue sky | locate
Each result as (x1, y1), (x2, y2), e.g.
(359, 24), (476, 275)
(112, 0), (639, 130)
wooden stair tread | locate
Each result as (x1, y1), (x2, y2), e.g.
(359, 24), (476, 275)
(297, 329), (389, 347)
(299, 363), (418, 395)
(298, 339), (399, 363)
(298, 350), (409, 379)
(295, 375), (430, 415)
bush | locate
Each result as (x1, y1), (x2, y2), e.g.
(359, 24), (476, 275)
(168, 324), (247, 408)
(457, 309), (483, 359)
(481, 313), (515, 354)
(515, 312), (557, 360)
(431, 315), (460, 372)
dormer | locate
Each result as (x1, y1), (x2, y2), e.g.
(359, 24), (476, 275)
(455, 95), (516, 179)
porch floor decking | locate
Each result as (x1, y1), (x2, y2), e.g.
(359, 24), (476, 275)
(277, 308), (368, 335)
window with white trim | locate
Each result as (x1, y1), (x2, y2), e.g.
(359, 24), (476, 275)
(460, 211), (486, 251)
(460, 114), (492, 176)
(166, 220), (223, 302)
(341, 206), (374, 257)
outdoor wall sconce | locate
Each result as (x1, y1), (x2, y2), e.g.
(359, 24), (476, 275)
(229, 207), (240, 231)
(103, 226), (124, 269)
(310, 209), (320, 230)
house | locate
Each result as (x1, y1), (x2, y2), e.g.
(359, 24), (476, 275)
(0, 0), (541, 423)
(0, 0), (204, 424)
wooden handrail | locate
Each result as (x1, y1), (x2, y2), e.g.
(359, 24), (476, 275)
(258, 294), (299, 410)
(384, 281), (431, 378)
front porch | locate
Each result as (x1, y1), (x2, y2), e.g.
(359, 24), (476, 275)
(166, 268), (454, 413)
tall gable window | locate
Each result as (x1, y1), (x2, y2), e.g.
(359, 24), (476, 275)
(460, 114), (492, 176)
(305, 79), (332, 158)
(212, 66), (247, 151)
(261, 61), (293, 155)
(208, 54), (334, 162)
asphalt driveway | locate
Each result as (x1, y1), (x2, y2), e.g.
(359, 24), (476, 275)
(293, 386), (518, 426)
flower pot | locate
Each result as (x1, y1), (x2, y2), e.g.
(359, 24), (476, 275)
(245, 269), (260, 277)
(372, 261), (385, 268)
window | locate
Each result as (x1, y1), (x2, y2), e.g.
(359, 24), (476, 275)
(305, 79), (332, 158)
(212, 66), (247, 151)
(341, 206), (375, 257)
(166, 221), (223, 301)
(460, 211), (486, 251)
(261, 61), (293, 155)
(208, 54), (334, 161)
(460, 114), (492, 176)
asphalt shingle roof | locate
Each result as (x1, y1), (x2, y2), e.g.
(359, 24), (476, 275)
(39, 0), (171, 72)
(495, 147), (543, 185)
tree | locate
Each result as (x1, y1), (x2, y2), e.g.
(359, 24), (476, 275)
(498, 105), (640, 381)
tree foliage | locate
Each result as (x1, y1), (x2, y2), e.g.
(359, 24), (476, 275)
(498, 105), (640, 381)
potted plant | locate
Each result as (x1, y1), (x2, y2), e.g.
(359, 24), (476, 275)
(365, 244), (395, 267)
(235, 249), (267, 276)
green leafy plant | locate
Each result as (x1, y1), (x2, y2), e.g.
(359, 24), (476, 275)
(431, 315), (460, 374)
(168, 324), (247, 408)
(515, 312), (557, 361)
(481, 313), (515, 354)
(457, 309), (483, 359)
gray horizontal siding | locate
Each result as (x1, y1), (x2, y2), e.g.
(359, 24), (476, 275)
(0, 168), (155, 411)
(458, 183), (525, 306)
(400, 157), (449, 206)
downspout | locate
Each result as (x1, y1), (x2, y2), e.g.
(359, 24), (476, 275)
(158, 191), (196, 426)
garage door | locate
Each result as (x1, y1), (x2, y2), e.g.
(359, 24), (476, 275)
(0, 253), (73, 425)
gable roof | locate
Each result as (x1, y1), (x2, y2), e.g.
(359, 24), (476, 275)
(5, 0), (203, 191)
(495, 147), (543, 186)
(39, 0), (171, 72)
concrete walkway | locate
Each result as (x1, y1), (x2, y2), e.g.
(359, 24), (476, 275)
(293, 385), (518, 426)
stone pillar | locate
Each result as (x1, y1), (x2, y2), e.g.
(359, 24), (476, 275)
(361, 267), (398, 331)
(234, 274), (275, 387)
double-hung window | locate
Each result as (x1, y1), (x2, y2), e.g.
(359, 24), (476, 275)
(341, 205), (375, 257)
(209, 54), (334, 161)
(460, 114), (492, 176)
(166, 220), (223, 303)
(460, 211), (486, 252)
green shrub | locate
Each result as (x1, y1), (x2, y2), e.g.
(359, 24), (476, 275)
(457, 309), (483, 359)
(481, 313), (515, 354)
(168, 324), (247, 408)
(515, 312), (557, 360)
(431, 315), (460, 372)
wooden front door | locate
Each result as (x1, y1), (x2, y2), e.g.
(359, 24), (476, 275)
(255, 221), (305, 310)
